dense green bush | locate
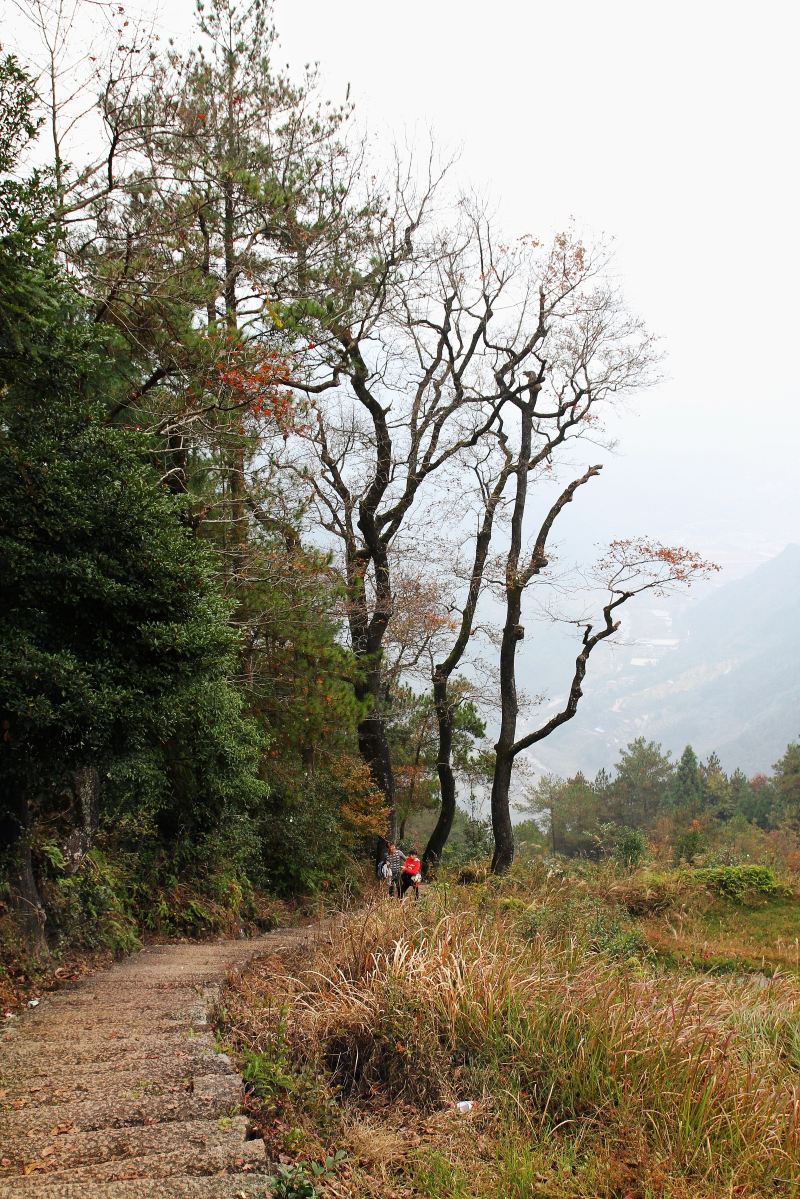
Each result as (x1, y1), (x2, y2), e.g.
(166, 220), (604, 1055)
(693, 864), (785, 901)
(673, 826), (707, 864)
(0, 165), (270, 949)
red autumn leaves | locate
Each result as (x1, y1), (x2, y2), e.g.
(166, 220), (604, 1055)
(207, 340), (296, 433)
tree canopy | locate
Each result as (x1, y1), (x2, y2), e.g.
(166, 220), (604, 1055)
(2, 2), (778, 960)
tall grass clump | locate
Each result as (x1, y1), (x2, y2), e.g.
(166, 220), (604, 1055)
(224, 883), (800, 1196)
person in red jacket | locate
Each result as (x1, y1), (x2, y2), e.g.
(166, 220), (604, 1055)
(400, 849), (422, 899)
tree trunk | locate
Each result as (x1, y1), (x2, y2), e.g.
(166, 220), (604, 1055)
(347, 535), (396, 837)
(423, 673), (455, 870)
(357, 712), (396, 840)
(63, 766), (100, 871)
(490, 396), (532, 872)
(490, 748), (515, 873)
(165, 430), (188, 498)
(3, 770), (47, 957)
(356, 665), (396, 841)
(223, 173), (247, 586)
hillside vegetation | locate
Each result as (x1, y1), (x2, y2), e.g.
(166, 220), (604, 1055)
(0, 0), (716, 961)
(220, 863), (800, 1199)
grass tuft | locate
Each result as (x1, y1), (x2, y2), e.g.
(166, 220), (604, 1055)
(220, 866), (800, 1197)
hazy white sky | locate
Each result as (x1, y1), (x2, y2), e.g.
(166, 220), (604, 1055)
(9, 0), (799, 578)
(270, 0), (800, 579)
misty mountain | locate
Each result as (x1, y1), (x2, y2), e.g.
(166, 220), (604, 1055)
(524, 544), (800, 779)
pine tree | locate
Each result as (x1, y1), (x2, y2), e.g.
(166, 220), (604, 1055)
(701, 751), (733, 821)
(609, 737), (673, 827)
(668, 745), (704, 816)
(0, 183), (264, 951)
(773, 742), (800, 828)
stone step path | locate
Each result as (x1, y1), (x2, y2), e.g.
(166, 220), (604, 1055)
(0, 933), (303, 1198)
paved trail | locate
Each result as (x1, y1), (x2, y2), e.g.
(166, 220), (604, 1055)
(0, 932), (303, 1198)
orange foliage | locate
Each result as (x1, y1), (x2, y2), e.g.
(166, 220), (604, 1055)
(598, 538), (719, 595)
(212, 343), (294, 429)
(542, 230), (588, 293)
(329, 755), (388, 846)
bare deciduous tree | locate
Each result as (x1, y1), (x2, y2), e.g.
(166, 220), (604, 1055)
(288, 185), (516, 834)
(400, 223), (715, 872)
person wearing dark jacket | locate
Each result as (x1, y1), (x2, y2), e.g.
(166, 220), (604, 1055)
(383, 843), (405, 897)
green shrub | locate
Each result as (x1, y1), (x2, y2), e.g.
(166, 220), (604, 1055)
(501, 893), (650, 964)
(587, 909), (650, 960)
(44, 848), (141, 955)
(693, 864), (786, 901)
(673, 826), (707, 865)
(242, 1039), (299, 1103)
(267, 1152), (346, 1199)
(612, 826), (649, 869)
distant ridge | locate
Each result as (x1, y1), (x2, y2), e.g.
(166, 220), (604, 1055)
(529, 544), (800, 777)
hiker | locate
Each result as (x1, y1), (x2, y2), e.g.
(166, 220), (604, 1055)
(376, 847), (392, 890)
(400, 848), (422, 900)
(384, 841), (405, 898)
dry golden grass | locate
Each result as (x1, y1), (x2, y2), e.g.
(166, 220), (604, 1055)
(221, 874), (800, 1198)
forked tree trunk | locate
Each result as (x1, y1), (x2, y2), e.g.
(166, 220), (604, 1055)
(423, 451), (512, 871)
(489, 388), (603, 872)
(490, 393), (532, 874)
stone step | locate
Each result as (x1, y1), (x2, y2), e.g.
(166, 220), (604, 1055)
(27, 985), (202, 1008)
(1, 1029), (217, 1070)
(0, 1073), (240, 1141)
(0, 1168), (271, 1198)
(22, 990), (206, 1012)
(0, 931), (303, 1199)
(2, 1016), (212, 1045)
(0, 1115), (254, 1172)
(3, 1134), (266, 1188)
(113, 947), (267, 968)
(22, 987), (206, 1007)
(2, 1048), (235, 1100)
(7, 1014), (200, 1042)
(52, 971), (228, 991)
(137, 942), (264, 956)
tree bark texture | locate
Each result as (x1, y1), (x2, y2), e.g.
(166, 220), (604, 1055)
(491, 397), (532, 872)
(2, 766), (47, 957)
(490, 749), (516, 873)
(423, 672), (456, 869)
(351, 634), (397, 839)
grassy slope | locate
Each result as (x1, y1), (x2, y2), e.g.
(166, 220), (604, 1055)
(220, 864), (800, 1199)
